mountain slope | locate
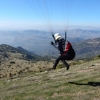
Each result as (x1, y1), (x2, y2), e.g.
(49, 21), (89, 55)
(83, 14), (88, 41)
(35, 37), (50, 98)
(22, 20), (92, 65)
(73, 37), (100, 59)
(0, 44), (35, 61)
(0, 44), (52, 78)
(16, 46), (34, 55)
(0, 58), (100, 100)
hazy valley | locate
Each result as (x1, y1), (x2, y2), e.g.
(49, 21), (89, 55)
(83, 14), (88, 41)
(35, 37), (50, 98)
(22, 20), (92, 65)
(0, 29), (100, 58)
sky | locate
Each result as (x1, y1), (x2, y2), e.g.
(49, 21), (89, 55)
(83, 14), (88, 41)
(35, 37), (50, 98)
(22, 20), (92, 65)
(0, 0), (100, 31)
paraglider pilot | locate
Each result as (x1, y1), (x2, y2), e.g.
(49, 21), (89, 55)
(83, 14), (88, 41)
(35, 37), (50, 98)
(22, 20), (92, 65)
(50, 33), (75, 70)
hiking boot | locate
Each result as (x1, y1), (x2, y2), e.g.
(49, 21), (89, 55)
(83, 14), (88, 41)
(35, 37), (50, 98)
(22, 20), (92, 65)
(62, 60), (69, 70)
(66, 64), (69, 70)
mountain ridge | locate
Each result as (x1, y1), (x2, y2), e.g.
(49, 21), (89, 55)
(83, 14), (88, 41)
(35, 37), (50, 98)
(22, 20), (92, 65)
(73, 37), (100, 59)
(0, 29), (100, 58)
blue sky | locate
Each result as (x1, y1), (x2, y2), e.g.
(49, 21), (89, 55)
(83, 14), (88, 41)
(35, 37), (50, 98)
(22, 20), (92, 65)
(0, 0), (100, 31)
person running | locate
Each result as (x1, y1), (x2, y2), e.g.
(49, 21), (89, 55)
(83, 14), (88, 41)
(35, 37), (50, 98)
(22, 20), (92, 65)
(50, 33), (75, 70)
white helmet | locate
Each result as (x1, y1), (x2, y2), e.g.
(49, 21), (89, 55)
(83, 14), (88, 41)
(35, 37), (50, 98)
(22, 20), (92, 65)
(54, 33), (61, 41)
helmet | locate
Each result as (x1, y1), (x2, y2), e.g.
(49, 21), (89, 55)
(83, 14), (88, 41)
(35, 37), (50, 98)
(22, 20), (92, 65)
(54, 33), (61, 41)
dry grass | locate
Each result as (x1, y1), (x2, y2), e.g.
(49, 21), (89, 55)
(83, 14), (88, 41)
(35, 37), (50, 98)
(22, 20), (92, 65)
(0, 58), (53, 78)
(0, 59), (100, 100)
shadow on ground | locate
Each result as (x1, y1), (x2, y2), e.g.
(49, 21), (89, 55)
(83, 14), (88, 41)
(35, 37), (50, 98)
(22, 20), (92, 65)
(68, 82), (100, 87)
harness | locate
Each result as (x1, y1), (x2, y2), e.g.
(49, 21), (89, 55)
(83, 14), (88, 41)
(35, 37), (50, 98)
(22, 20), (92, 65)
(64, 41), (72, 53)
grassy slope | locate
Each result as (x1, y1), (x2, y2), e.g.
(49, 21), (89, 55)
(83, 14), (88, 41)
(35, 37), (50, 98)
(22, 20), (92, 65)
(0, 59), (100, 100)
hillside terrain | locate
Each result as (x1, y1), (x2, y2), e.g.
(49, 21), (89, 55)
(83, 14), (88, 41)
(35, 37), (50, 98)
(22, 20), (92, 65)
(0, 44), (100, 99)
(0, 43), (100, 78)
(0, 56), (100, 100)
(73, 37), (100, 59)
(0, 44), (51, 78)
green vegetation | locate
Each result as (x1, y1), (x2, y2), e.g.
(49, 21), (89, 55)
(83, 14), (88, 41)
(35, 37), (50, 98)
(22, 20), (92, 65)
(92, 55), (100, 60)
(0, 44), (100, 100)
(0, 58), (100, 100)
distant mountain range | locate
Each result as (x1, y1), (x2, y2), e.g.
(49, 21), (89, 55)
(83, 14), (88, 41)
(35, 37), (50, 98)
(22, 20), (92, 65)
(0, 29), (100, 58)
(73, 37), (100, 59)
(0, 36), (100, 60)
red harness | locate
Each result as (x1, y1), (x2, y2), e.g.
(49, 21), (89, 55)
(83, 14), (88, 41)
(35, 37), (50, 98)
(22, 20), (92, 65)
(63, 42), (72, 55)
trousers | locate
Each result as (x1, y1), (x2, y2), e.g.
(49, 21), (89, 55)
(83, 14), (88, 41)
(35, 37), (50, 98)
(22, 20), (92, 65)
(53, 55), (69, 69)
